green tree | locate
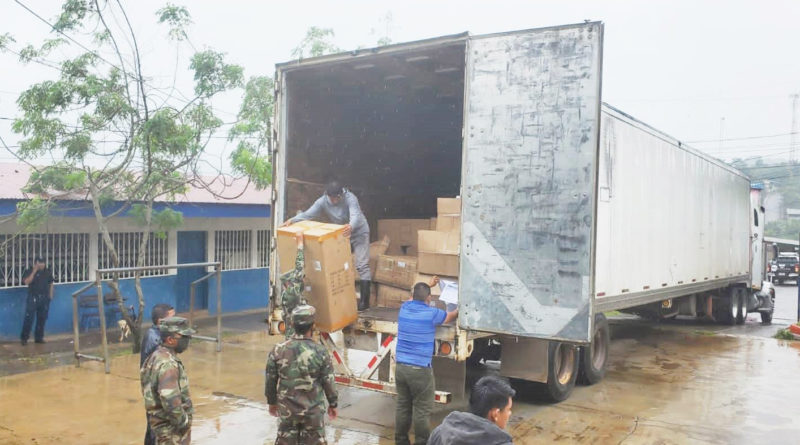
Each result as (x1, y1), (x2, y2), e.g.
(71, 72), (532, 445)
(291, 26), (340, 60)
(1, 1), (269, 351)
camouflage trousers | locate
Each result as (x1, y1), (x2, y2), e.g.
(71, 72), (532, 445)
(151, 425), (191, 445)
(276, 413), (326, 445)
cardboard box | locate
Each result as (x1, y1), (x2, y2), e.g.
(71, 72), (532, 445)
(276, 221), (325, 275)
(376, 284), (411, 309)
(351, 235), (390, 278)
(374, 255), (418, 288)
(417, 230), (460, 276)
(437, 197), (461, 216)
(436, 215), (461, 236)
(278, 222), (357, 332)
(378, 219), (433, 256)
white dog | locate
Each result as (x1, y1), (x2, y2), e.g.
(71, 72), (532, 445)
(117, 319), (131, 342)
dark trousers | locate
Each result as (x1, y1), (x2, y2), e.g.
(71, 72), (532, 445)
(144, 421), (154, 445)
(21, 294), (50, 342)
(395, 363), (435, 445)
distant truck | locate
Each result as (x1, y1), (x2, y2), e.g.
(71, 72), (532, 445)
(268, 22), (775, 402)
(771, 252), (799, 285)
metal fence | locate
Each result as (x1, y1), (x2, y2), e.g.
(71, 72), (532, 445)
(215, 230), (251, 270)
(0, 233), (90, 287)
(72, 262), (222, 374)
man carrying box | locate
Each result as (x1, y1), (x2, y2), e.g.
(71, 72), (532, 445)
(282, 180), (373, 311)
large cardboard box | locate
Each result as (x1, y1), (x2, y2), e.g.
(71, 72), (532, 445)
(376, 284), (411, 309)
(377, 219), (433, 256)
(374, 255), (418, 288)
(276, 221), (325, 275)
(351, 235), (390, 279)
(437, 197), (461, 216)
(278, 222), (357, 332)
(417, 230), (460, 276)
(436, 215), (461, 236)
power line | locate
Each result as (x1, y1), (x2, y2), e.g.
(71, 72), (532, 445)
(13, 0), (126, 74)
(687, 131), (799, 144)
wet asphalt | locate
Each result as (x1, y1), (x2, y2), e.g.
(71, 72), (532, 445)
(1, 286), (799, 444)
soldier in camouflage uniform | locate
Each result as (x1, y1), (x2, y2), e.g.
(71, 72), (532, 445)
(141, 316), (196, 445)
(281, 233), (306, 338)
(266, 305), (339, 444)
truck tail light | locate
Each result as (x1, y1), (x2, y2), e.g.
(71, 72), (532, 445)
(439, 341), (452, 356)
(795, 265), (799, 273)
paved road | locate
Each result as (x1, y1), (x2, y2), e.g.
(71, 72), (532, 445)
(1, 295), (798, 444)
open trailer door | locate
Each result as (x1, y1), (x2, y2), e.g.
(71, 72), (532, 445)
(458, 22), (604, 343)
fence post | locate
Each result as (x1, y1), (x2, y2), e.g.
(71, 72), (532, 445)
(216, 264), (222, 352)
(96, 272), (110, 374)
(72, 292), (80, 367)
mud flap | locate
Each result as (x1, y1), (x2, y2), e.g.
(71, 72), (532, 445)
(433, 356), (467, 401)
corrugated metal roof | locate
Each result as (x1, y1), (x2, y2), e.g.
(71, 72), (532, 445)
(0, 162), (269, 205)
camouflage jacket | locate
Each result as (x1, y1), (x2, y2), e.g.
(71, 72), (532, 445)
(265, 336), (338, 418)
(141, 345), (193, 442)
(280, 248), (305, 337)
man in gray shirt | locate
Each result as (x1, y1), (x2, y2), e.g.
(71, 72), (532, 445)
(284, 181), (372, 310)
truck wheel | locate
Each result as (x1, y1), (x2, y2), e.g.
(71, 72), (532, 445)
(715, 293), (738, 325)
(761, 310), (773, 324)
(579, 313), (609, 385)
(736, 290), (748, 325)
(541, 341), (579, 402)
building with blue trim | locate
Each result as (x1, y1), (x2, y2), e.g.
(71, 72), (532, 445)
(0, 163), (271, 341)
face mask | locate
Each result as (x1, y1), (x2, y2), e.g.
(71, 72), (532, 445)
(175, 337), (190, 353)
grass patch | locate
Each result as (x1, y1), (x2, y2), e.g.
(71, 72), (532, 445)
(775, 328), (796, 340)
(693, 330), (718, 336)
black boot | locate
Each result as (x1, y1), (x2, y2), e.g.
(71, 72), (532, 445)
(358, 280), (371, 311)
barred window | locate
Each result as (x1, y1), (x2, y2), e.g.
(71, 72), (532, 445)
(0, 233), (90, 287)
(215, 230), (251, 270)
(257, 229), (270, 268)
(98, 232), (168, 278)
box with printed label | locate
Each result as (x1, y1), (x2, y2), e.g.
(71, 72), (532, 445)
(278, 222), (357, 332)
(374, 255), (418, 288)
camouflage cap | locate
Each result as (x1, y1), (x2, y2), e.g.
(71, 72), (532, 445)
(291, 304), (316, 326)
(158, 316), (196, 337)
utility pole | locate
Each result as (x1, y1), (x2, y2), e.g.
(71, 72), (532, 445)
(791, 94), (799, 164)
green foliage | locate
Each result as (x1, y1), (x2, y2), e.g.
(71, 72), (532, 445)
(291, 27), (340, 60)
(53, 0), (93, 32)
(765, 219), (800, 240)
(775, 328), (796, 340)
(156, 4), (192, 41)
(190, 50), (244, 97)
(228, 76), (273, 189)
(16, 198), (51, 231)
(129, 205), (183, 235)
(24, 165), (87, 195)
(0, 32), (15, 50)
(230, 143), (272, 189)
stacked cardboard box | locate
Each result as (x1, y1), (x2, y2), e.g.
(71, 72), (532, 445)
(377, 219), (434, 256)
(351, 235), (390, 279)
(374, 255), (418, 289)
(277, 222), (357, 332)
(435, 198), (461, 237)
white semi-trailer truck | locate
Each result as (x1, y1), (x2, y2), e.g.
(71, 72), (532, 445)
(268, 22), (775, 402)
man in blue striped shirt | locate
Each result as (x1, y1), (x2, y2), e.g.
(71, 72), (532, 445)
(395, 278), (458, 445)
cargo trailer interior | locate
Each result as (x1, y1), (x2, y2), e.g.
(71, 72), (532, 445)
(278, 41), (466, 236)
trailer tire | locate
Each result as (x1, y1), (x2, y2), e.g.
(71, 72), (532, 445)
(736, 289), (748, 325)
(761, 310), (773, 324)
(578, 313), (609, 385)
(717, 292), (738, 325)
(540, 341), (579, 402)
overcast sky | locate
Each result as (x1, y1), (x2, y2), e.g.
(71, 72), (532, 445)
(1, 0), (799, 176)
